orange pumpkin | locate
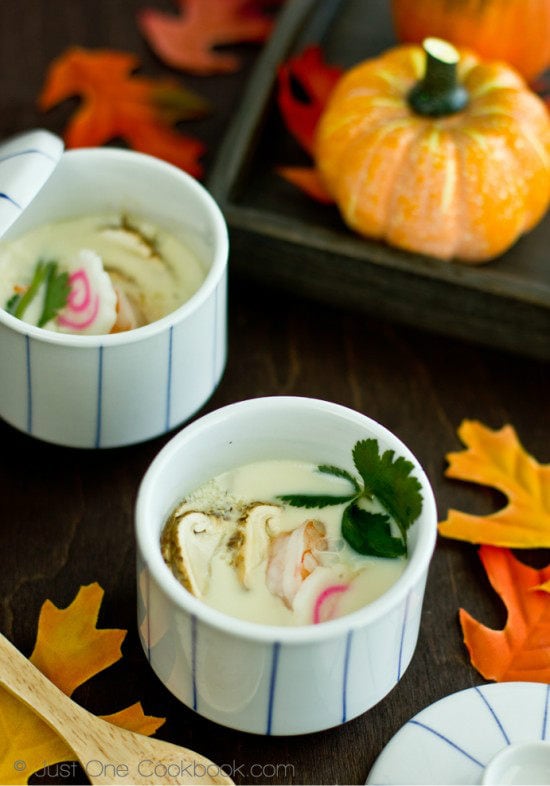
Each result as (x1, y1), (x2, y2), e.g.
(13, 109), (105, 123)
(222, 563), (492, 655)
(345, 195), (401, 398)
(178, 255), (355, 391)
(315, 39), (550, 263)
(392, 0), (550, 82)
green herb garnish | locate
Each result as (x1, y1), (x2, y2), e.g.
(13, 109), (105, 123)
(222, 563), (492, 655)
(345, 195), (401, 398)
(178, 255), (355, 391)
(5, 293), (20, 314)
(7, 260), (50, 319)
(5, 259), (70, 327)
(38, 262), (70, 327)
(277, 438), (423, 558)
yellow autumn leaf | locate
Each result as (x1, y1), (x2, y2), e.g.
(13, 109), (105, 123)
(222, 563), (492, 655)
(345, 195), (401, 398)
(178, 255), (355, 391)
(30, 584), (125, 695)
(0, 584), (164, 785)
(438, 420), (550, 548)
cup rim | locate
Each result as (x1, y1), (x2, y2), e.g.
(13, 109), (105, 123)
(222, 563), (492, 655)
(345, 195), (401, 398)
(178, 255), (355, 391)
(0, 148), (228, 347)
(136, 396), (438, 644)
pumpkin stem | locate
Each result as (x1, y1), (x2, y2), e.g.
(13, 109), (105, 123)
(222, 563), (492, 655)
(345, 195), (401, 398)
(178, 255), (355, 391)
(408, 37), (469, 117)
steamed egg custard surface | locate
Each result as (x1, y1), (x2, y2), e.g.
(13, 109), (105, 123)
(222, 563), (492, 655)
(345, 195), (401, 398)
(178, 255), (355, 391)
(0, 214), (206, 334)
(161, 460), (407, 626)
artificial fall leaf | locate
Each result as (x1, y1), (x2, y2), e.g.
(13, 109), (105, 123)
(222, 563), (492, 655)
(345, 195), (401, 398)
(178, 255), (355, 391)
(102, 702), (165, 737)
(277, 45), (343, 156)
(276, 166), (333, 203)
(276, 45), (341, 200)
(460, 545), (550, 682)
(0, 584), (164, 785)
(138, 0), (275, 75)
(39, 47), (209, 177)
(531, 72), (550, 103)
(30, 586), (124, 696)
(438, 420), (550, 548)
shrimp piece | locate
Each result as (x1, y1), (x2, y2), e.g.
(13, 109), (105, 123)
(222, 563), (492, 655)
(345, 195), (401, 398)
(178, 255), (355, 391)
(266, 520), (327, 609)
(110, 286), (143, 333)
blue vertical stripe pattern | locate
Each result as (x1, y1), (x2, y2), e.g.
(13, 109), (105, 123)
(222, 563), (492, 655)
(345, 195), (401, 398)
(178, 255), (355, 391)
(475, 686), (511, 745)
(94, 346), (104, 448)
(342, 630), (353, 723)
(165, 326), (174, 431)
(266, 642), (281, 735)
(542, 684), (550, 739)
(191, 614), (198, 711)
(397, 590), (411, 680)
(25, 335), (32, 433)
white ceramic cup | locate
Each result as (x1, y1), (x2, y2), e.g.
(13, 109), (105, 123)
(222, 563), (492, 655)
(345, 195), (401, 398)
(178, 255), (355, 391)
(482, 742), (550, 785)
(135, 396), (437, 735)
(0, 148), (228, 448)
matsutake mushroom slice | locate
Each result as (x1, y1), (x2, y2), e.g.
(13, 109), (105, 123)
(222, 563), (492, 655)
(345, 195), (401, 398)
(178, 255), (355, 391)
(161, 510), (224, 597)
(100, 217), (161, 260)
(266, 519), (328, 609)
(230, 503), (282, 589)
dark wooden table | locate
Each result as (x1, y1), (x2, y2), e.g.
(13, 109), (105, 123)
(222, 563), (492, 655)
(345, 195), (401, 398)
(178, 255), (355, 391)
(1, 2), (549, 784)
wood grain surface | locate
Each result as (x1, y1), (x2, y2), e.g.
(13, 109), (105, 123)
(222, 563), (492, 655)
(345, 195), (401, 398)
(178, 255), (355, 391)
(0, 1), (549, 784)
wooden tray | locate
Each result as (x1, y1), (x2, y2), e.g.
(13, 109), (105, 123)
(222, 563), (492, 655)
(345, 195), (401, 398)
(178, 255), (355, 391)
(207, 0), (550, 360)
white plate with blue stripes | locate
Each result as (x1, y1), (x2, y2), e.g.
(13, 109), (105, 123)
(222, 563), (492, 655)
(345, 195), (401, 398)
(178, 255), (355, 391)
(367, 682), (550, 784)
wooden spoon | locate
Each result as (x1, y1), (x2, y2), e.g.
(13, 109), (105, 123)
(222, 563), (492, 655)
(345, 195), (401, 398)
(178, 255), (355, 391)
(0, 632), (233, 785)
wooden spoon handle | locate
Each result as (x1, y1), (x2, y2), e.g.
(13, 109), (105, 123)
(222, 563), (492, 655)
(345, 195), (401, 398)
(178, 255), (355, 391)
(0, 632), (234, 786)
(0, 631), (91, 748)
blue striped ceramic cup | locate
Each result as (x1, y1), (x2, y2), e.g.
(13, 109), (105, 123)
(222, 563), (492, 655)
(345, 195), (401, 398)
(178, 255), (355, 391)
(0, 147), (228, 447)
(135, 397), (437, 735)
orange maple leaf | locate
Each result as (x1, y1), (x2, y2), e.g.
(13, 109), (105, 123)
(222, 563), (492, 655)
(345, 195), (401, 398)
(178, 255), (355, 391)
(138, 0), (275, 75)
(275, 166), (333, 203)
(460, 546), (550, 682)
(0, 584), (164, 785)
(438, 420), (550, 548)
(38, 47), (209, 177)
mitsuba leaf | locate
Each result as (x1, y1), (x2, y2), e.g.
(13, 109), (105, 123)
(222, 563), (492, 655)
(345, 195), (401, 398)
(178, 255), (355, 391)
(342, 503), (406, 558)
(38, 262), (70, 327)
(5, 260), (71, 327)
(5, 293), (20, 314)
(317, 464), (361, 492)
(353, 439), (423, 539)
(13, 260), (49, 319)
(277, 493), (356, 509)
(277, 437), (422, 558)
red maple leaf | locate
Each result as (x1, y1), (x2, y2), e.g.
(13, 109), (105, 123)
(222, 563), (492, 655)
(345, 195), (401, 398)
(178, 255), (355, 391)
(277, 45), (343, 155)
(39, 48), (209, 177)
(276, 45), (341, 202)
(138, 0), (276, 75)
